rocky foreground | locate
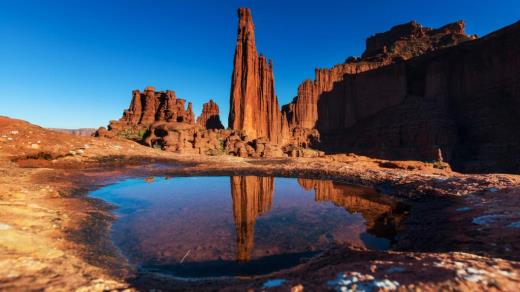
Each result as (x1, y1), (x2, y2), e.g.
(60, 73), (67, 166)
(1, 116), (519, 291)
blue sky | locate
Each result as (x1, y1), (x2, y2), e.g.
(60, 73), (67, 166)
(0, 0), (518, 128)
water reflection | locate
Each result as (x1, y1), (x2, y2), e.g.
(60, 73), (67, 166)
(230, 177), (408, 263)
(230, 176), (274, 262)
(90, 176), (408, 277)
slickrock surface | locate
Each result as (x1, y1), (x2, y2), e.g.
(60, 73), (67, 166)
(196, 99), (224, 130)
(229, 8), (285, 144)
(1, 116), (519, 291)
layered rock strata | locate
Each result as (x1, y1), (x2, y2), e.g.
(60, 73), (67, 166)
(228, 8), (285, 144)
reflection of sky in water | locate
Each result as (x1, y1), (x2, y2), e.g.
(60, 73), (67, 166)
(90, 176), (400, 277)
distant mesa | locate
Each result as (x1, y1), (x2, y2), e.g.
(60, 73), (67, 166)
(50, 128), (96, 137)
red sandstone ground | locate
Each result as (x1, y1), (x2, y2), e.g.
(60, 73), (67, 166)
(1, 116), (519, 291)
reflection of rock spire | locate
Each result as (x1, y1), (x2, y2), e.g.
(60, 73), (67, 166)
(297, 179), (408, 239)
(230, 176), (274, 262)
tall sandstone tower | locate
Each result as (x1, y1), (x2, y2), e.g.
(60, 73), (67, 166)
(229, 8), (285, 144)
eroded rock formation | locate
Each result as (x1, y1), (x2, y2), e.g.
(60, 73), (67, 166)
(96, 86), (197, 139)
(229, 8), (285, 144)
(196, 99), (224, 130)
(230, 176), (274, 262)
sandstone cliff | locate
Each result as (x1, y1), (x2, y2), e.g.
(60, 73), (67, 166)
(282, 20), (520, 173)
(196, 99), (224, 130)
(282, 21), (475, 133)
(229, 8), (285, 144)
(316, 21), (520, 173)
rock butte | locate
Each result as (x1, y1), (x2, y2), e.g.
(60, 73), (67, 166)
(98, 8), (520, 174)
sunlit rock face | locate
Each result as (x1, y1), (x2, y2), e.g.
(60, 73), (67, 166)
(95, 86), (198, 139)
(229, 8), (285, 144)
(120, 86), (196, 127)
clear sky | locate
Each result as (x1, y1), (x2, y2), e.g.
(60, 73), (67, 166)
(1, 0), (518, 128)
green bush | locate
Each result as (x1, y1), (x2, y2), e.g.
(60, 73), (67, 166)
(117, 129), (146, 141)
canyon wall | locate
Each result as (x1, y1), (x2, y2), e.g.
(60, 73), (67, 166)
(282, 20), (520, 173)
(282, 21), (474, 132)
(228, 8), (285, 144)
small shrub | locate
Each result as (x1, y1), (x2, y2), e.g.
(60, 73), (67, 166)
(117, 129), (146, 141)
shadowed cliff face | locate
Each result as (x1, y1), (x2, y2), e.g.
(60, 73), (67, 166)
(281, 19), (520, 173)
(315, 21), (520, 173)
(229, 8), (285, 144)
(282, 21), (475, 133)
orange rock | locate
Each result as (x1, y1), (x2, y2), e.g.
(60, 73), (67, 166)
(229, 8), (284, 144)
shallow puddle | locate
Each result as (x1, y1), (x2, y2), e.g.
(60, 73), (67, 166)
(90, 176), (408, 278)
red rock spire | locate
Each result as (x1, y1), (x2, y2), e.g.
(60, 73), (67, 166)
(229, 8), (283, 144)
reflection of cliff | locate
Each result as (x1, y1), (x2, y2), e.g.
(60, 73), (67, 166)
(298, 179), (408, 239)
(230, 176), (274, 262)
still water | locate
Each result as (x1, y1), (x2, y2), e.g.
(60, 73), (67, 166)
(90, 176), (407, 278)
